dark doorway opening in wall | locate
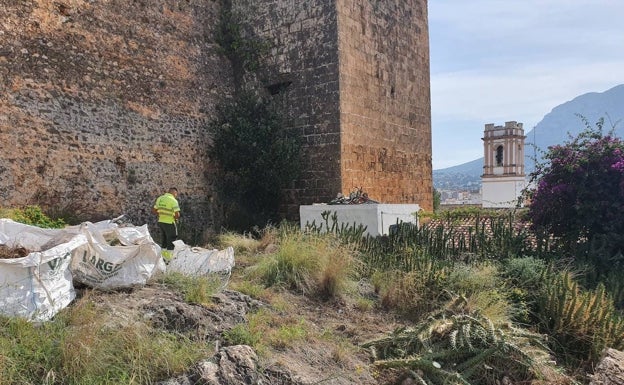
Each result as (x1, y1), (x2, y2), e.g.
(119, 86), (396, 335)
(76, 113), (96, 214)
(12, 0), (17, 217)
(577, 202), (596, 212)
(266, 81), (293, 95)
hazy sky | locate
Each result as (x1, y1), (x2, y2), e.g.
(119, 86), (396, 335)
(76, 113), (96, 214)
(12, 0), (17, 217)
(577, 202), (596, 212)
(429, 0), (624, 169)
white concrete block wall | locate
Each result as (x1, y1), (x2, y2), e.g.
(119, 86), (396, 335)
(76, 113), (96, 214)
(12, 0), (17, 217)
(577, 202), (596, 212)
(299, 204), (420, 237)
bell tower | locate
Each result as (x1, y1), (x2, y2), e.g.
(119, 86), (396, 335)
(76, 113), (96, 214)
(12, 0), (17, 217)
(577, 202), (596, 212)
(481, 121), (526, 208)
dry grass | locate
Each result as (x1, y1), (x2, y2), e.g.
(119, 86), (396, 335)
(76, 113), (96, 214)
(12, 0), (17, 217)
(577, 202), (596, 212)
(217, 231), (262, 254)
(0, 290), (211, 385)
(376, 267), (451, 321)
(247, 230), (357, 299)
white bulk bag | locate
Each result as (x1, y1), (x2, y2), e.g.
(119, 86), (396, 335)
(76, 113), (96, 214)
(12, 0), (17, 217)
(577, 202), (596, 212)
(70, 222), (165, 290)
(0, 219), (87, 322)
(167, 240), (235, 285)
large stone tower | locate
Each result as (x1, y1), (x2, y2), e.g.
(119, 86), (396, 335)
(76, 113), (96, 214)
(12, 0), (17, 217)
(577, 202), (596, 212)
(237, 0), (432, 215)
(481, 121), (526, 208)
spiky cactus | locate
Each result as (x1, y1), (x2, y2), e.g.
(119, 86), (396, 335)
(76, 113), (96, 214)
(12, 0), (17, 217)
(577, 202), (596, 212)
(362, 297), (554, 385)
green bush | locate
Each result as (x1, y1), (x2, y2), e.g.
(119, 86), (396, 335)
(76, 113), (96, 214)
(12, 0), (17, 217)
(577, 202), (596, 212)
(502, 257), (548, 288)
(214, 0), (270, 87)
(208, 91), (300, 231)
(534, 270), (624, 367)
(249, 229), (356, 299)
(527, 118), (624, 266)
(3, 205), (65, 228)
(501, 257), (549, 324)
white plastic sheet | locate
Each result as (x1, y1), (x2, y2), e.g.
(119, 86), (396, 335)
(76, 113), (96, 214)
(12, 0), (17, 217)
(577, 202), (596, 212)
(0, 219), (87, 322)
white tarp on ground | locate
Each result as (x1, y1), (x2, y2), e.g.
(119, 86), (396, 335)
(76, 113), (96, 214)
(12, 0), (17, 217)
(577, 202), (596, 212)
(0, 219), (87, 322)
(167, 239), (235, 279)
(70, 222), (166, 290)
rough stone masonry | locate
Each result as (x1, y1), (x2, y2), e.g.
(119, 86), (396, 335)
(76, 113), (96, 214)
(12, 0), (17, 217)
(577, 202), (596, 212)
(0, 0), (431, 238)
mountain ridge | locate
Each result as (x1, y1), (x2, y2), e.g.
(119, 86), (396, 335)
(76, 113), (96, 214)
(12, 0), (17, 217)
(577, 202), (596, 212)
(434, 84), (624, 190)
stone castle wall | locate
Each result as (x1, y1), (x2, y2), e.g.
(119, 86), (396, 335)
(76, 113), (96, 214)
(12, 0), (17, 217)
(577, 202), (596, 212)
(0, 0), (432, 237)
(232, 0), (343, 217)
(0, 0), (228, 238)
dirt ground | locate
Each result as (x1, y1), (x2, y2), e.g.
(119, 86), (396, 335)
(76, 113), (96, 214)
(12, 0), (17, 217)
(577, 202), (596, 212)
(85, 279), (408, 385)
(259, 290), (408, 385)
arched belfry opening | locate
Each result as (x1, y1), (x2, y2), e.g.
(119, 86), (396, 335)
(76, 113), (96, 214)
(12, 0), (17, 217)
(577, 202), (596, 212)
(481, 121), (527, 208)
(495, 145), (504, 166)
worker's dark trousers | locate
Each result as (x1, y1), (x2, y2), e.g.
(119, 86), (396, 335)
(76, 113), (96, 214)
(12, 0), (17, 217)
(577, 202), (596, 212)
(158, 222), (178, 250)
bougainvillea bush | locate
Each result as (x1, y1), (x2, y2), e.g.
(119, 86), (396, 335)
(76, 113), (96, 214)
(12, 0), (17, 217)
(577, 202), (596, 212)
(527, 117), (624, 269)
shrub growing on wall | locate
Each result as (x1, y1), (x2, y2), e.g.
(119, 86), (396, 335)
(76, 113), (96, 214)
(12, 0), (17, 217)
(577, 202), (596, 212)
(215, 0), (269, 90)
(208, 91), (300, 231)
(527, 117), (624, 270)
(1, 206), (65, 228)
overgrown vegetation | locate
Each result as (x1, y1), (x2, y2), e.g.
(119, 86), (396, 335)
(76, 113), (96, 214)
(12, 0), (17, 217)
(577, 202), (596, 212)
(300, 207), (623, 382)
(359, 208), (532, 272)
(214, 0), (270, 89)
(208, 92), (301, 231)
(0, 288), (211, 385)
(363, 296), (568, 385)
(0, 205), (65, 228)
(526, 117), (624, 273)
(210, 3), (300, 232)
(3, 119), (624, 384)
(2, 207), (622, 383)
(533, 270), (624, 366)
(246, 225), (357, 300)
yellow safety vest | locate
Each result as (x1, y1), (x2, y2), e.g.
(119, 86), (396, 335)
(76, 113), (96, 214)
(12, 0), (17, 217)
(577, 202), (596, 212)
(154, 193), (180, 224)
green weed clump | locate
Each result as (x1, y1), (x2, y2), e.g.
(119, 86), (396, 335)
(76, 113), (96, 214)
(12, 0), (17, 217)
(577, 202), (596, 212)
(0, 293), (210, 385)
(375, 264), (451, 321)
(447, 263), (512, 324)
(222, 323), (260, 347)
(502, 256), (548, 288)
(160, 272), (222, 306)
(1, 205), (65, 228)
(377, 261), (513, 324)
(249, 229), (357, 299)
(229, 280), (269, 300)
(222, 308), (309, 357)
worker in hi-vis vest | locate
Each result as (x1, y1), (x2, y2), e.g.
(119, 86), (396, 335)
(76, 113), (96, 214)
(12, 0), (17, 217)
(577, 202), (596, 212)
(152, 187), (180, 256)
